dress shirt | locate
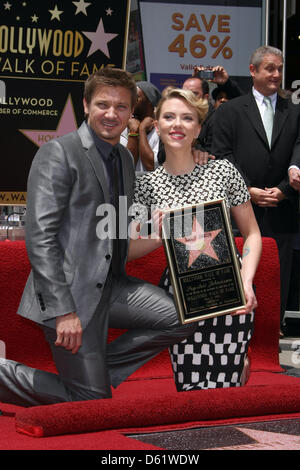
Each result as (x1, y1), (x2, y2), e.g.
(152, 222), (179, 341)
(88, 124), (124, 201)
(120, 127), (160, 172)
(252, 89), (299, 170)
(252, 87), (277, 121)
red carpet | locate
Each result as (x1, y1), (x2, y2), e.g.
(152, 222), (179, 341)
(15, 381), (300, 438)
(1, 239), (300, 445)
(0, 409), (162, 450)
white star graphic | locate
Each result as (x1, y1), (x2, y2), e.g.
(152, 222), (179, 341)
(106, 8), (113, 16)
(73, 0), (91, 16)
(82, 18), (118, 58)
(4, 1), (12, 10)
(31, 14), (38, 23)
(49, 5), (63, 21)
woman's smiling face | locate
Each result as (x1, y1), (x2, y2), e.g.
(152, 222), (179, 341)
(155, 97), (201, 151)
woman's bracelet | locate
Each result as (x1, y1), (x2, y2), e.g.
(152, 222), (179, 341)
(128, 132), (139, 137)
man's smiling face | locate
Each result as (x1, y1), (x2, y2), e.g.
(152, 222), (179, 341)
(83, 85), (133, 145)
(250, 53), (283, 96)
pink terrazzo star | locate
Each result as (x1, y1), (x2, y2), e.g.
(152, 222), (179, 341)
(175, 216), (222, 268)
(19, 95), (78, 148)
(210, 427), (300, 450)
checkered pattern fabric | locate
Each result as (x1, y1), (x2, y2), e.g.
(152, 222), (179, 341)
(160, 270), (255, 391)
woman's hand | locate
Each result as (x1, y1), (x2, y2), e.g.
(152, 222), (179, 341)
(230, 201), (262, 316)
(151, 208), (166, 240)
(232, 280), (257, 316)
(127, 209), (166, 262)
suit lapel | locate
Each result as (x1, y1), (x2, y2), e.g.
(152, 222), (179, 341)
(117, 144), (135, 254)
(118, 143), (134, 203)
(77, 122), (135, 218)
(77, 122), (110, 203)
(272, 95), (289, 147)
(243, 93), (289, 149)
(243, 93), (269, 146)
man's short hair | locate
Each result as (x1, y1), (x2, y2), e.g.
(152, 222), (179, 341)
(199, 78), (209, 97)
(183, 77), (209, 98)
(250, 46), (283, 70)
(84, 67), (137, 108)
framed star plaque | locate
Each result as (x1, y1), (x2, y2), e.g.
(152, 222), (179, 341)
(162, 199), (246, 324)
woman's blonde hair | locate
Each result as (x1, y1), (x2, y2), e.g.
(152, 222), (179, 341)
(155, 88), (208, 124)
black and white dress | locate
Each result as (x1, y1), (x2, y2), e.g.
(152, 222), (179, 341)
(133, 160), (254, 391)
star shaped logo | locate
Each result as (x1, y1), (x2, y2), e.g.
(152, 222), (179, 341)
(176, 216), (222, 268)
(19, 95), (78, 148)
(73, 0), (91, 16)
(82, 18), (118, 58)
(49, 5), (63, 21)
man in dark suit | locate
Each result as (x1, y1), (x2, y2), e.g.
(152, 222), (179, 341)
(289, 160), (300, 191)
(0, 67), (195, 407)
(183, 66), (242, 154)
(212, 46), (300, 331)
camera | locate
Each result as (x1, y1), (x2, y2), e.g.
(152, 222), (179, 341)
(197, 68), (214, 80)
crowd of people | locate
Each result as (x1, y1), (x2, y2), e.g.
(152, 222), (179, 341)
(0, 45), (299, 406)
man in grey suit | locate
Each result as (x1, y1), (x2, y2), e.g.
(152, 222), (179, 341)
(0, 67), (195, 406)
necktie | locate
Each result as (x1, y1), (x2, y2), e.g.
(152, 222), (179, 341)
(109, 148), (121, 277)
(262, 96), (274, 148)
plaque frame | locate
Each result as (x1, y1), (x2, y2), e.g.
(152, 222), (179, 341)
(162, 199), (246, 324)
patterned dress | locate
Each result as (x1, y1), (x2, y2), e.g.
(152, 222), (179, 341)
(133, 160), (255, 391)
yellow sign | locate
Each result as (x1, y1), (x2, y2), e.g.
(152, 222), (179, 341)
(0, 192), (26, 205)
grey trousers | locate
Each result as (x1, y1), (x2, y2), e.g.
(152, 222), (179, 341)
(0, 275), (196, 406)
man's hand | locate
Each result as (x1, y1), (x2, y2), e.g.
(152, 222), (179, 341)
(128, 117), (140, 134)
(139, 116), (155, 134)
(55, 312), (82, 354)
(265, 187), (286, 203)
(192, 65), (229, 84)
(289, 167), (300, 191)
(192, 148), (215, 166)
(249, 186), (285, 207)
(211, 66), (229, 85)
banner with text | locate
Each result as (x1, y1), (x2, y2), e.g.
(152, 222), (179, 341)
(0, 0), (130, 203)
(138, 0), (263, 91)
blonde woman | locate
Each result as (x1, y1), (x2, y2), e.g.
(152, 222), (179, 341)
(128, 88), (261, 391)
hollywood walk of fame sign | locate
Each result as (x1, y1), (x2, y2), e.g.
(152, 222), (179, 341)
(0, 0), (130, 203)
(162, 199), (246, 324)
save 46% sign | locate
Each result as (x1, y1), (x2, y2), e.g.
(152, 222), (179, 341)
(168, 12), (233, 59)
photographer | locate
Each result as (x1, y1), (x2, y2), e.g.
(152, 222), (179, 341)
(182, 66), (242, 154)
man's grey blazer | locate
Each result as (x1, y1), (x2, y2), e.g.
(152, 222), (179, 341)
(18, 121), (135, 330)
